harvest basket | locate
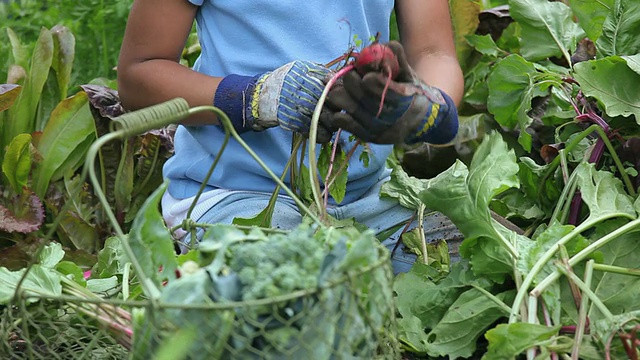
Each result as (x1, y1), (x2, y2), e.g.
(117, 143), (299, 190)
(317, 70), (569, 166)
(2, 98), (402, 359)
(1, 252), (399, 359)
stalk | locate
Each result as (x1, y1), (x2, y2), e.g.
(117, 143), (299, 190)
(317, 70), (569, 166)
(309, 65), (355, 221)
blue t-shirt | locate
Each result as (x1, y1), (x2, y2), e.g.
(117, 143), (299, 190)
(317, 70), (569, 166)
(164, 0), (395, 204)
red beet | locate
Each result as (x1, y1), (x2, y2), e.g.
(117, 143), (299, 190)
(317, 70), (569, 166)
(354, 43), (400, 79)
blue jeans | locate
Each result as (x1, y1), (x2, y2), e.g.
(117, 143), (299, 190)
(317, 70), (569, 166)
(183, 177), (460, 274)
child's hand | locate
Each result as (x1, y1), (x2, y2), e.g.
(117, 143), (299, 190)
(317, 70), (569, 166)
(325, 41), (459, 145)
(215, 61), (337, 142)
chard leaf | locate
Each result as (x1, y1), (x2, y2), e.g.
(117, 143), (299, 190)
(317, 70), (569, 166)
(623, 53), (640, 75)
(508, 0), (584, 62)
(487, 55), (551, 151)
(93, 236), (130, 279)
(115, 138), (135, 216)
(0, 265), (62, 304)
(56, 260), (87, 287)
(466, 34), (500, 57)
(483, 323), (561, 359)
(569, 0), (614, 42)
(38, 242), (65, 268)
(573, 56), (640, 121)
(394, 262), (493, 352)
(32, 91), (96, 197)
(574, 162), (636, 222)
(418, 132), (520, 281)
(597, 0), (640, 57)
(57, 211), (100, 253)
(380, 165), (426, 211)
(424, 288), (514, 359)
(588, 220), (640, 318)
(2, 133), (32, 193)
(128, 181), (177, 296)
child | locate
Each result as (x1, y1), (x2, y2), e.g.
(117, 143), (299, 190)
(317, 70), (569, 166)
(117, 0), (464, 273)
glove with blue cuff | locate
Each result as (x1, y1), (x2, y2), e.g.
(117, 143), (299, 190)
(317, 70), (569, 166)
(325, 41), (459, 145)
(213, 61), (337, 143)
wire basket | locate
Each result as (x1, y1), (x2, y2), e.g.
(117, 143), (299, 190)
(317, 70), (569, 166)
(1, 252), (399, 360)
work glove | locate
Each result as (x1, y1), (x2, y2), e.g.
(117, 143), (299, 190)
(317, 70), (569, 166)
(325, 41), (459, 145)
(214, 61), (337, 142)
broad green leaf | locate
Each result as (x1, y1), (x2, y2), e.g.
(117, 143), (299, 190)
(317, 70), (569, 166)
(509, 0), (584, 62)
(2, 133), (32, 193)
(86, 276), (119, 294)
(50, 25), (75, 100)
(32, 91), (95, 197)
(449, 0), (481, 69)
(597, 0), (640, 57)
(491, 190), (544, 221)
(380, 165), (426, 210)
(129, 181), (177, 295)
(574, 162), (636, 222)
(93, 236), (130, 279)
(419, 132), (519, 243)
(57, 211), (100, 253)
(232, 204), (273, 227)
(394, 262), (493, 352)
(466, 34), (501, 57)
(0, 84), (21, 112)
(622, 53), (640, 75)
(419, 133), (521, 281)
(115, 138), (135, 215)
(574, 56), (640, 121)
(56, 260), (87, 287)
(317, 143), (347, 204)
(587, 220), (640, 319)
(38, 242), (65, 268)
(487, 55), (550, 151)
(483, 323), (561, 359)
(0, 265), (62, 304)
(517, 224), (575, 324)
(569, 0), (614, 42)
(424, 288), (514, 359)
(4, 27), (54, 146)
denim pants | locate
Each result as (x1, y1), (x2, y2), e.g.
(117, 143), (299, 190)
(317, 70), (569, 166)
(165, 177), (461, 274)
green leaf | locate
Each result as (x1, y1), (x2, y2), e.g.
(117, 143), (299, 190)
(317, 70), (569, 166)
(623, 54), (640, 75)
(508, 0), (584, 62)
(424, 288), (515, 359)
(597, 0), (640, 57)
(50, 25), (75, 100)
(466, 34), (501, 57)
(3, 27), (54, 146)
(317, 142), (347, 204)
(93, 236), (130, 278)
(38, 242), (65, 268)
(588, 220), (640, 318)
(483, 323), (561, 359)
(32, 91), (95, 197)
(56, 260), (87, 287)
(232, 205), (273, 227)
(0, 265), (62, 304)
(57, 211), (100, 253)
(449, 0), (481, 69)
(574, 56), (640, 121)
(2, 133), (32, 193)
(487, 55), (551, 151)
(574, 162), (636, 222)
(128, 181), (177, 296)
(115, 138), (135, 215)
(418, 132), (519, 254)
(380, 165), (426, 211)
(569, 0), (614, 42)
(0, 84), (21, 112)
